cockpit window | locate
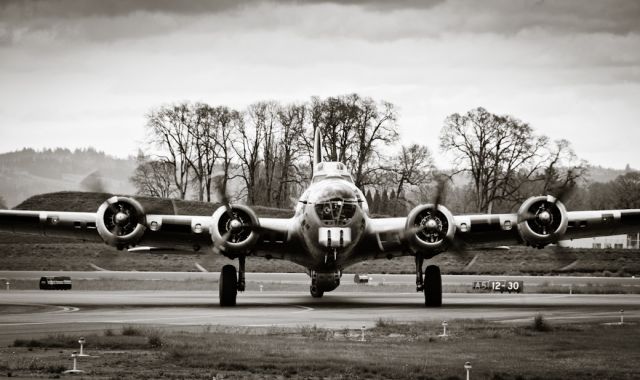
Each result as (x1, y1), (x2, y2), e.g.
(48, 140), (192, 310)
(312, 175), (326, 183)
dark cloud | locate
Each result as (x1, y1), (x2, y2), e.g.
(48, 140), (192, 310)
(0, 0), (247, 20)
(1, 0), (639, 46)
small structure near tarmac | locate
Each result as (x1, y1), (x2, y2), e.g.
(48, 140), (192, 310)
(354, 274), (371, 284)
(39, 276), (72, 290)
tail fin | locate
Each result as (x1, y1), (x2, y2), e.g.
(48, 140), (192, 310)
(313, 127), (322, 170)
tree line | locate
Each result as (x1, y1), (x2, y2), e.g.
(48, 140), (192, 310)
(130, 94), (639, 213)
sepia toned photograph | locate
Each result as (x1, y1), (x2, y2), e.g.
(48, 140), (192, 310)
(0, 1), (639, 379)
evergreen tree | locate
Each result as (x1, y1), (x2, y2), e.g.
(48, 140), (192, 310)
(389, 189), (397, 216)
(365, 189), (374, 211)
(372, 190), (381, 214)
(381, 189), (389, 215)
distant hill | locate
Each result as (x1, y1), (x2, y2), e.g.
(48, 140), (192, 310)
(0, 148), (137, 207)
(584, 165), (633, 183)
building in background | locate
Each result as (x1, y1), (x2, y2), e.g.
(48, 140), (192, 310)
(561, 233), (640, 249)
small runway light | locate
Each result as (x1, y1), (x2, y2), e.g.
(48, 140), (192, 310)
(78, 337), (89, 357)
(439, 320), (449, 337)
(620, 309), (624, 325)
(360, 324), (366, 342)
(259, 284), (263, 292)
(464, 361), (472, 380)
(5, 280), (9, 291)
(63, 351), (85, 374)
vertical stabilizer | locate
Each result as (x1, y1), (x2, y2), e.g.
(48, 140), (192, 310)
(313, 127), (322, 170)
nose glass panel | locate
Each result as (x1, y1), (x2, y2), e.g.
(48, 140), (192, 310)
(314, 199), (357, 226)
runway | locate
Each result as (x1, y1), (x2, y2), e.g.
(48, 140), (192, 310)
(0, 289), (638, 345)
(2, 270), (638, 287)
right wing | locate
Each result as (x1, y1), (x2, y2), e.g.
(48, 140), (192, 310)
(359, 198), (640, 259)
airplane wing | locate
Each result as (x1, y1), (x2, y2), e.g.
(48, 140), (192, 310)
(363, 195), (640, 257)
(0, 196), (296, 257)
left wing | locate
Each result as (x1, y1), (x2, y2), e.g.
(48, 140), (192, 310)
(0, 196), (297, 257)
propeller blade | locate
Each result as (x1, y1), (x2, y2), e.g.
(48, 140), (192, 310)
(212, 173), (234, 219)
(432, 176), (448, 208)
(551, 171), (576, 205)
(212, 230), (232, 255)
(517, 211), (537, 224)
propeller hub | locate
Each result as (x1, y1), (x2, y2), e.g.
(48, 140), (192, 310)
(424, 219), (438, 231)
(538, 210), (551, 224)
(229, 218), (243, 231)
(115, 212), (129, 225)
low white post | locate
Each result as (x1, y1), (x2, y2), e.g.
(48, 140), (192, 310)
(360, 325), (366, 342)
(78, 337), (89, 357)
(620, 309), (624, 325)
(63, 352), (84, 374)
(439, 321), (448, 337)
(464, 361), (472, 380)
(259, 284), (263, 292)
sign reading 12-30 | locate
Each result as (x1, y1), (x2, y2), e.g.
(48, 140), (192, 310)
(472, 280), (523, 293)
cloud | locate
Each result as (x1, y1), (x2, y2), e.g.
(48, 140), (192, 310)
(2, 0), (640, 46)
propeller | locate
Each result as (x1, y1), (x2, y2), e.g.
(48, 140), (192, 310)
(103, 200), (138, 236)
(406, 210), (468, 258)
(518, 174), (576, 224)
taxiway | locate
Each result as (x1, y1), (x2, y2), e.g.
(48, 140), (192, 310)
(0, 289), (638, 346)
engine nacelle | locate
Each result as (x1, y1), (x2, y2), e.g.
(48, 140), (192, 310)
(517, 195), (568, 248)
(96, 196), (147, 249)
(405, 204), (456, 254)
(211, 204), (260, 254)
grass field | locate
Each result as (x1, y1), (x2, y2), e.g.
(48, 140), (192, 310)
(1, 318), (638, 379)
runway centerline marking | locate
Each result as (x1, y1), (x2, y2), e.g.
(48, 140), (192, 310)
(293, 305), (314, 313)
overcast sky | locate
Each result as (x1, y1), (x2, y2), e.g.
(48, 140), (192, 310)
(1, 0), (639, 169)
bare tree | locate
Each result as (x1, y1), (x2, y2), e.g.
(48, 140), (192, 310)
(440, 107), (549, 213)
(211, 106), (242, 202)
(275, 103), (307, 207)
(233, 105), (264, 205)
(146, 103), (195, 200)
(130, 151), (177, 198)
(388, 144), (434, 197)
(308, 94), (399, 189)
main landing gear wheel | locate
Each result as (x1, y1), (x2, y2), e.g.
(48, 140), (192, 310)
(310, 285), (324, 298)
(219, 264), (238, 307)
(423, 265), (442, 307)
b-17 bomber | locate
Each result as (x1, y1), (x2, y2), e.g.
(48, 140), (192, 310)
(1, 129), (639, 307)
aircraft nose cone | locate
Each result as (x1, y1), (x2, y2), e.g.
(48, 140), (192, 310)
(115, 212), (129, 225)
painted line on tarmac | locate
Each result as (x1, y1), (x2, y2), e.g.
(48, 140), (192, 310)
(293, 305), (314, 313)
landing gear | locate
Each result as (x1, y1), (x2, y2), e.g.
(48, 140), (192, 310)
(219, 256), (247, 307)
(310, 285), (324, 298)
(219, 264), (237, 307)
(416, 256), (442, 307)
(423, 265), (442, 307)
(310, 271), (324, 298)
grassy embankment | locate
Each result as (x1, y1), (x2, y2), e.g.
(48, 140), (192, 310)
(1, 317), (638, 379)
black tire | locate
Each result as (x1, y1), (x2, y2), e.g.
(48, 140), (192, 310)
(310, 285), (324, 298)
(219, 264), (238, 307)
(424, 265), (442, 307)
